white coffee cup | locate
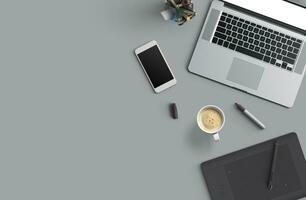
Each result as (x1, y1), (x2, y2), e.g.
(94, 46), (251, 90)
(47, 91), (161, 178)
(196, 105), (225, 141)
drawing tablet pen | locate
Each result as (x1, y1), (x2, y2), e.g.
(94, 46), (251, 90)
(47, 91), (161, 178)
(267, 141), (280, 190)
(235, 103), (266, 129)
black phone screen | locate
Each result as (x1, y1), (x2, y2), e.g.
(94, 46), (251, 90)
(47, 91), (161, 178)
(137, 45), (174, 88)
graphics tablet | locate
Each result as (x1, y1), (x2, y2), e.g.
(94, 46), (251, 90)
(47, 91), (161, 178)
(201, 132), (306, 200)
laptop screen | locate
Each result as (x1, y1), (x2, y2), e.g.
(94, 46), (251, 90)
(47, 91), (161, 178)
(285, 0), (306, 8)
(225, 0), (306, 30)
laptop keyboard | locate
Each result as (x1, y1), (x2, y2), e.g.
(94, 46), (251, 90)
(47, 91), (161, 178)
(212, 12), (303, 72)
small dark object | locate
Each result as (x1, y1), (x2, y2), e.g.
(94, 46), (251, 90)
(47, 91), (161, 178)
(170, 103), (178, 119)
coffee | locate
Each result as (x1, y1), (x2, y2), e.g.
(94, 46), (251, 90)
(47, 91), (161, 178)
(199, 108), (223, 133)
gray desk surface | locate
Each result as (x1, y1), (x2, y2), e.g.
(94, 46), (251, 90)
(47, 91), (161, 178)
(1, 0), (306, 199)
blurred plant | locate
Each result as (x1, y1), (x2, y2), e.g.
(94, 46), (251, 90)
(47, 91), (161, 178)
(161, 0), (196, 26)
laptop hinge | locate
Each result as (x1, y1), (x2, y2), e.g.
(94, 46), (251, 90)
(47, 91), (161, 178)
(223, 1), (306, 36)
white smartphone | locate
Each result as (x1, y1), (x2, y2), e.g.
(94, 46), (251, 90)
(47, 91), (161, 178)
(135, 40), (177, 93)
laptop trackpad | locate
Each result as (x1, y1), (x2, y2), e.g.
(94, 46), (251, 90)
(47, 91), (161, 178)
(227, 58), (264, 90)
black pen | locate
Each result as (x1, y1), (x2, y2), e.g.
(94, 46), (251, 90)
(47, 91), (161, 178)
(267, 141), (280, 190)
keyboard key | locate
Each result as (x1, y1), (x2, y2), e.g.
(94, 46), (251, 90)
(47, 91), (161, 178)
(238, 40), (243, 46)
(215, 32), (227, 40)
(280, 33), (285, 37)
(254, 34), (260, 40)
(232, 26), (238, 32)
(248, 38), (254, 43)
(234, 16), (239, 20)
(266, 38), (271, 44)
(250, 44), (255, 50)
(217, 26), (226, 33)
(218, 21), (226, 27)
(281, 38), (287, 43)
(266, 51), (271, 56)
(271, 46), (276, 52)
(249, 32), (254, 38)
(239, 18), (245, 22)
(265, 44), (270, 50)
(227, 36), (233, 42)
(276, 36), (281, 41)
(271, 40), (276, 46)
(233, 38), (238, 44)
(260, 36), (265, 41)
(285, 35), (290, 39)
(223, 41), (229, 48)
(236, 46), (264, 60)
(287, 40), (292, 45)
(231, 20), (237, 25)
(259, 30), (264, 35)
(293, 48), (299, 54)
(237, 22), (242, 27)
(256, 24), (262, 29)
(264, 56), (271, 63)
(226, 18), (231, 23)
(259, 42), (265, 47)
(212, 37), (218, 43)
(260, 48), (265, 54)
(287, 67), (293, 71)
(281, 62), (287, 69)
(277, 42), (282, 48)
(218, 39), (224, 45)
(293, 42), (301, 48)
(245, 20), (250, 24)
(227, 24), (232, 29)
(282, 57), (294, 64)
(270, 58), (276, 65)
(220, 16), (226, 21)
(226, 30), (232, 35)
(270, 34), (276, 39)
(254, 28), (259, 33)
(271, 52), (277, 58)
(238, 28), (243, 33)
(274, 31), (279, 35)
(251, 23), (256, 26)
(243, 30), (249, 35)
(248, 26), (253, 31)
(254, 40), (259, 45)
(277, 55), (282, 60)
(262, 27), (267, 31)
(243, 24), (248, 29)
(228, 14), (233, 18)
(276, 63), (281, 67)
(265, 32), (270, 37)
(282, 44), (288, 50)
(268, 29), (273, 33)
(281, 50), (287, 56)
(287, 52), (297, 59)
(222, 12), (228, 16)
(232, 32), (237, 37)
(291, 37), (296, 41)
(255, 46), (260, 52)
(229, 43), (236, 50)
(288, 46), (293, 52)
(297, 39), (302, 43)
(276, 48), (281, 53)
(243, 36), (248, 41)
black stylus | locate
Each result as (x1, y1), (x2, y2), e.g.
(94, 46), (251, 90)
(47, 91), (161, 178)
(267, 141), (280, 190)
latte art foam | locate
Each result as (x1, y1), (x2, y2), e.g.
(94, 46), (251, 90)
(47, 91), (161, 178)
(200, 108), (223, 133)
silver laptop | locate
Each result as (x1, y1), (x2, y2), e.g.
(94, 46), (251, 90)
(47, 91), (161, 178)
(188, 0), (306, 107)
